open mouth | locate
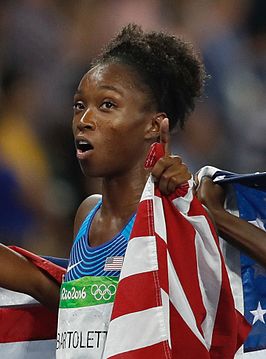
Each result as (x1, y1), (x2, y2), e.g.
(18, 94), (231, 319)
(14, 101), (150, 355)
(76, 139), (94, 153)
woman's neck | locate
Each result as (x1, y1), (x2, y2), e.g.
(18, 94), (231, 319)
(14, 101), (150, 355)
(100, 164), (148, 219)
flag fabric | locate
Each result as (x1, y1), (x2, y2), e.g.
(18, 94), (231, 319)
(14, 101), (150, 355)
(102, 144), (250, 359)
(198, 166), (266, 358)
(0, 156), (255, 358)
(0, 248), (67, 358)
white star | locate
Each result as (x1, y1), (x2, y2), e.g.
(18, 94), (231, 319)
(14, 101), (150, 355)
(250, 302), (266, 325)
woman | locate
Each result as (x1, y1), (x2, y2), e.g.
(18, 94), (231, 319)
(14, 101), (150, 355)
(0, 25), (199, 310)
(1, 24), (253, 359)
(57, 24), (238, 359)
(65, 23), (204, 279)
(1, 22), (204, 352)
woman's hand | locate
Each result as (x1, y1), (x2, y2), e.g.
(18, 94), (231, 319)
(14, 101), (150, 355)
(196, 176), (226, 214)
(151, 118), (191, 195)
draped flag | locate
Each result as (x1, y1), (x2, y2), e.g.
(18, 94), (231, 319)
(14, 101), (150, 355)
(1, 155), (256, 358)
(102, 144), (250, 359)
(0, 248), (67, 358)
(198, 166), (266, 358)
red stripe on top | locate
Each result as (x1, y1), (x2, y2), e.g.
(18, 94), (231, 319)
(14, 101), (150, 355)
(161, 182), (190, 202)
(162, 196), (207, 335)
(156, 234), (169, 295)
(209, 262), (250, 358)
(111, 271), (160, 321)
(108, 340), (171, 359)
(170, 302), (210, 358)
(105, 143), (251, 358)
(130, 199), (154, 239)
(188, 197), (220, 246)
(0, 304), (57, 343)
(144, 142), (165, 170)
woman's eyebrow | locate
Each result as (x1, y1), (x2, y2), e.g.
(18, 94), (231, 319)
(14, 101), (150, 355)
(99, 84), (123, 96)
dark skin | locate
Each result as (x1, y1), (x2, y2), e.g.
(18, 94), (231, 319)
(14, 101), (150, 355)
(72, 62), (190, 246)
(0, 244), (60, 311)
(197, 176), (266, 267)
(0, 62), (191, 308)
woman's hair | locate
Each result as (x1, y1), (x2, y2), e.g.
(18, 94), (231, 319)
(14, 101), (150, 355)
(92, 24), (207, 130)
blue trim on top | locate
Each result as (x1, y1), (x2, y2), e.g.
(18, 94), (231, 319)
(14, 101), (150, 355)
(64, 200), (136, 281)
(73, 200), (102, 245)
(85, 210), (136, 251)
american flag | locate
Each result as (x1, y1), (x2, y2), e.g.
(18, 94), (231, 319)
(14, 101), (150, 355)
(102, 144), (250, 359)
(205, 167), (266, 358)
(104, 256), (124, 271)
(0, 248), (66, 358)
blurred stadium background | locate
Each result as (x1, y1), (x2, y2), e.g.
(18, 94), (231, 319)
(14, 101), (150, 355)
(0, 0), (265, 256)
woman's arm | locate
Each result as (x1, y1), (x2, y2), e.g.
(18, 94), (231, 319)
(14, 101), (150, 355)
(0, 244), (60, 311)
(196, 177), (266, 267)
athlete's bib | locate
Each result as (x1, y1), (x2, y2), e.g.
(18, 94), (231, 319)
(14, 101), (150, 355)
(56, 276), (118, 358)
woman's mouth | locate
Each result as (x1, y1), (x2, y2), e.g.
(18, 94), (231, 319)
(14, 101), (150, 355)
(75, 139), (94, 159)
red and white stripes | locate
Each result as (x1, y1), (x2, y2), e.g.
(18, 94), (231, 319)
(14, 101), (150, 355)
(103, 144), (250, 359)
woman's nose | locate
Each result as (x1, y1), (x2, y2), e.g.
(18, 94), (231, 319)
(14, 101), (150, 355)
(76, 108), (96, 131)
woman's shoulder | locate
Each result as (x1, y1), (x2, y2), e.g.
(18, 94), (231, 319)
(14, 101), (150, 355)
(73, 194), (102, 239)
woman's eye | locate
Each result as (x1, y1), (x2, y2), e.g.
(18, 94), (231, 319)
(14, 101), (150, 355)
(100, 101), (115, 110)
(73, 101), (85, 111)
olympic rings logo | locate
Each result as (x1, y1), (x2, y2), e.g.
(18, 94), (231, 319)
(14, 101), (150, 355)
(90, 284), (117, 301)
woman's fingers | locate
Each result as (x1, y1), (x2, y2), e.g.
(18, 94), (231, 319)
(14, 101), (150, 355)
(151, 156), (191, 195)
(160, 117), (170, 155)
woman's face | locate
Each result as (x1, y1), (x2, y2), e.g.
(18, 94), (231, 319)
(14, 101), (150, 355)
(72, 62), (157, 178)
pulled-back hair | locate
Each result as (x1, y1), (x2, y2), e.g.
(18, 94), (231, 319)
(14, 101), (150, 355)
(92, 24), (206, 130)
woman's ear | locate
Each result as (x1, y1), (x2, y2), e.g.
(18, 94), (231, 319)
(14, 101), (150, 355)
(144, 113), (167, 140)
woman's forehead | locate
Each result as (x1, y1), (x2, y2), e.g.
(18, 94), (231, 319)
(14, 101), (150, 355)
(78, 62), (144, 93)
